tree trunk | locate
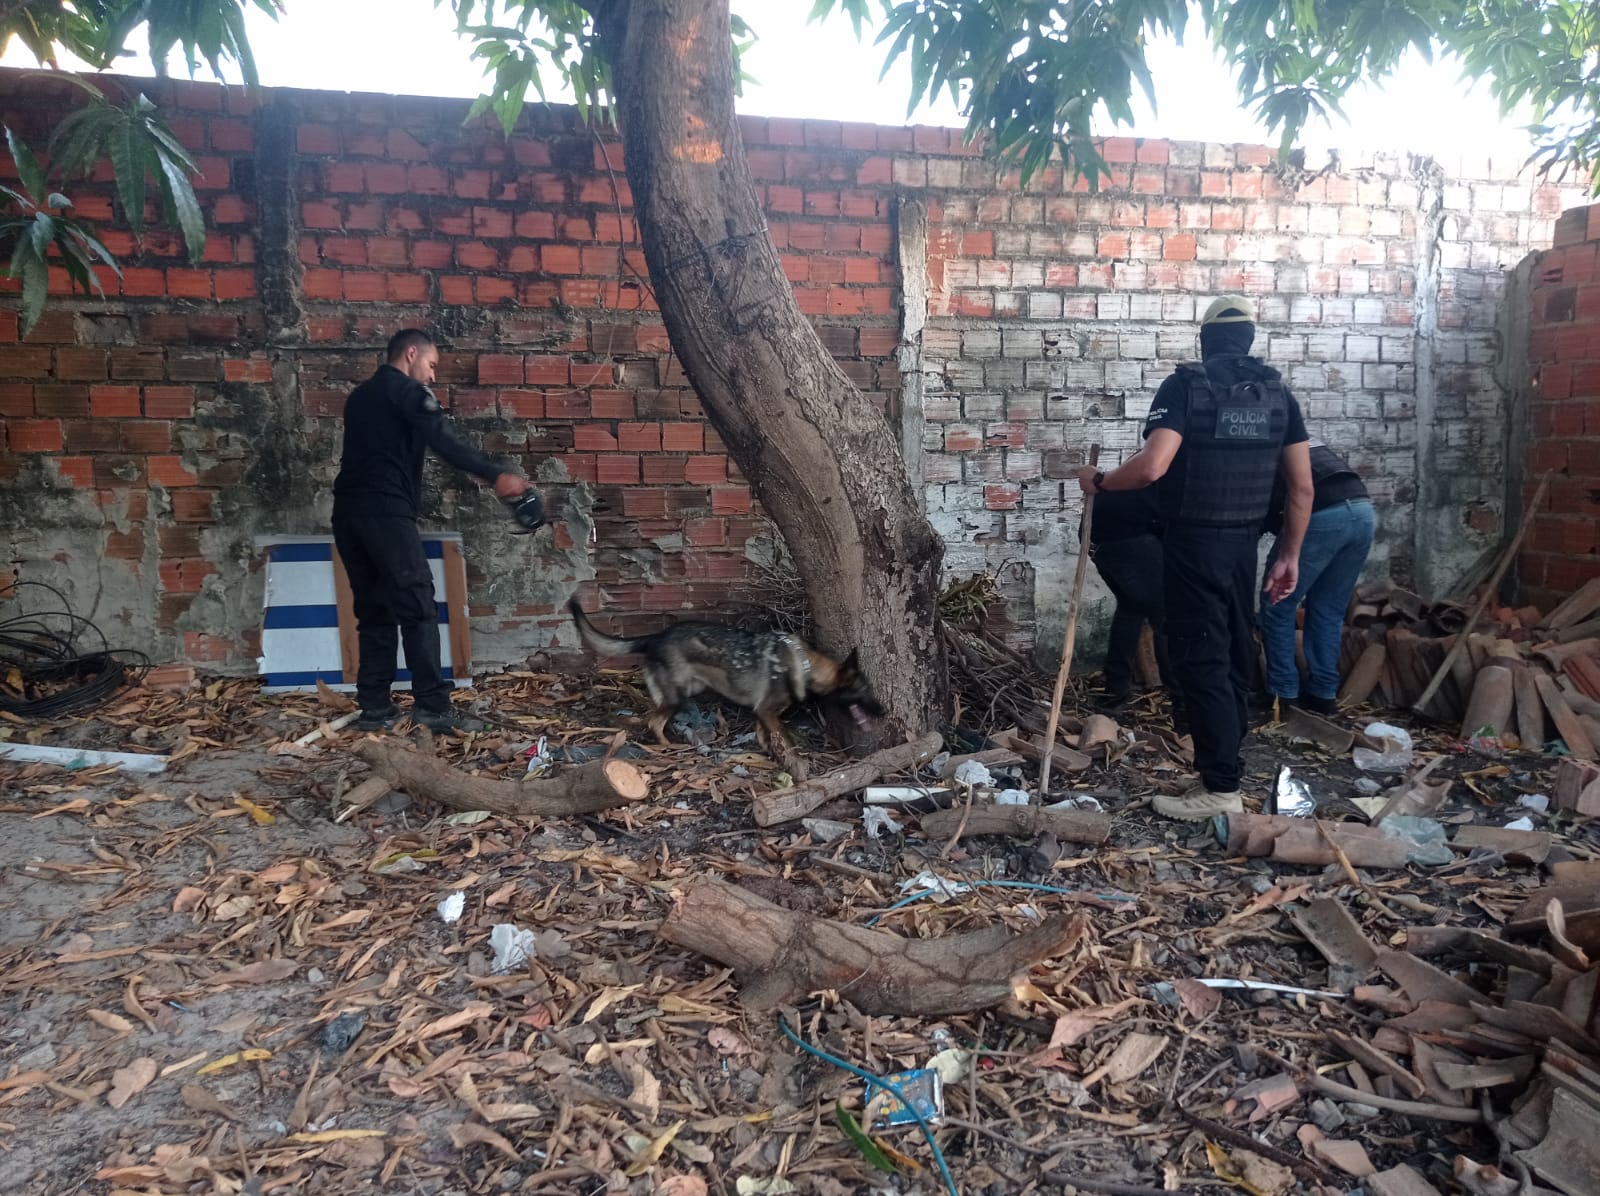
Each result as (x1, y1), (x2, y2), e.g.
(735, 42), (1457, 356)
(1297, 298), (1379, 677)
(595, 0), (947, 735)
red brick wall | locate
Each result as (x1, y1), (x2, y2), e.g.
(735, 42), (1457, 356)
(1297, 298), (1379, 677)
(1521, 203), (1600, 612)
(0, 68), (910, 667)
(1, 66), (1584, 672)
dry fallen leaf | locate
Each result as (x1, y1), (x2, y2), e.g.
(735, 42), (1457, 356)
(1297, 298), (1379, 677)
(196, 1049), (271, 1076)
(1173, 978), (1223, 1020)
(215, 959), (297, 986)
(1099, 1032), (1168, 1085)
(657, 1177), (709, 1196)
(86, 1009), (135, 1035)
(624, 1055), (662, 1121)
(446, 1122), (519, 1161)
(289, 1129), (388, 1144)
(583, 984), (642, 1023)
(180, 1084), (241, 1122)
(625, 1119), (686, 1177)
(107, 1057), (158, 1109)
(234, 796), (277, 825)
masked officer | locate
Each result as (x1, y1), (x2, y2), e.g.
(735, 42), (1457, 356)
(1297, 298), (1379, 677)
(333, 329), (534, 732)
(1259, 440), (1374, 715)
(1079, 297), (1313, 819)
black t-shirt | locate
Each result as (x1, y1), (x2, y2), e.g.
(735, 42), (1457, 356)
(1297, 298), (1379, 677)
(333, 364), (504, 518)
(1143, 354), (1309, 515)
(1090, 485), (1162, 545)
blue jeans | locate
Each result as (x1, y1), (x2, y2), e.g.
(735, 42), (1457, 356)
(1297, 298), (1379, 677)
(1261, 499), (1376, 701)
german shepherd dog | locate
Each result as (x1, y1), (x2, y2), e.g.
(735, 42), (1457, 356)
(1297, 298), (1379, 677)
(567, 599), (884, 765)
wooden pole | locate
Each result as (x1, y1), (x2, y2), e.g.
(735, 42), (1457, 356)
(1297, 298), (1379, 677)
(1040, 445), (1099, 794)
(1412, 473), (1550, 716)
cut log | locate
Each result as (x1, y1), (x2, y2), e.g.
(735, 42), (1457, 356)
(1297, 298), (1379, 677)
(1542, 576), (1600, 632)
(1460, 664), (1515, 742)
(657, 875), (1087, 1015)
(1534, 673), (1598, 760)
(753, 732), (942, 826)
(1513, 663), (1548, 752)
(353, 741), (649, 817)
(917, 804), (1112, 845)
(1339, 642), (1387, 707)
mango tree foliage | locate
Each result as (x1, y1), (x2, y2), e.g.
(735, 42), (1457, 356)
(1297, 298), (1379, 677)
(0, 0), (281, 334)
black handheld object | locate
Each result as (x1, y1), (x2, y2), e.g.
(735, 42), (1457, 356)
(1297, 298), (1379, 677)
(503, 490), (546, 534)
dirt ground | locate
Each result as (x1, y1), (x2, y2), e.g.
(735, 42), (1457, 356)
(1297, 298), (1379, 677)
(0, 669), (1590, 1196)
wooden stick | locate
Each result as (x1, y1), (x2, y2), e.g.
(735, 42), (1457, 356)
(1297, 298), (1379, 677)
(1305, 1073), (1484, 1123)
(752, 732), (943, 826)
(1413, 473), (1550, 715)
(1041, 444), (1099, 794)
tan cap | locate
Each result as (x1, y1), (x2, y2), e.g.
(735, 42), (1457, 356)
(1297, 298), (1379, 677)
(1201, 296), (1256, 326)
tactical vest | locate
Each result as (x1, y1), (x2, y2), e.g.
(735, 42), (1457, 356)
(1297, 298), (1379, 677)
(1162, 361), (1288, 527)
(1307, 440), (1359, 488)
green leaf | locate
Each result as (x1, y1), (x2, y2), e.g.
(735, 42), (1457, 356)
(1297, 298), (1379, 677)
(155, 149), (206, 263)
(5, 126), (47, 200)
(15, 243), (49, 338)
(107, 117), (147, 235)
(833, 1101), (900, 1175)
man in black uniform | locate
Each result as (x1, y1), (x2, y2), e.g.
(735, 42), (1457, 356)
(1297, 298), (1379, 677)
(1079, 297), (1313, 819)
(333, 329), (532, 732)
(1087, 485), (1179, 724)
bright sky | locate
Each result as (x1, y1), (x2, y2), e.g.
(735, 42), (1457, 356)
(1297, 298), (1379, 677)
(3, 0), (1541, 165)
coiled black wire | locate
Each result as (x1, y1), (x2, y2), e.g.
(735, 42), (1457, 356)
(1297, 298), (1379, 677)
(0, 581), (150, 719)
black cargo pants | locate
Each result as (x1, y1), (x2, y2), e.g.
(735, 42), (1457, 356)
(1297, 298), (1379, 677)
(1163, 523), (1259, 792)
(331, 513), (450, 715)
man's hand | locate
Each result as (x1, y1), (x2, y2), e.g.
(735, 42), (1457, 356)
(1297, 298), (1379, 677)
(1264, 557), (1299, 604)
(494, 473), (531, 499)
(1076, 466), (1099, 495)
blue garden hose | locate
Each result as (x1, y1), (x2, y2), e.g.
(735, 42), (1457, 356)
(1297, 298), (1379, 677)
(777, 1014), (960, 1196)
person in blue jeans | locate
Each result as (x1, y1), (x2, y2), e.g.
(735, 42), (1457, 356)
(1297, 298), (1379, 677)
(1259, 441), (1375, 715)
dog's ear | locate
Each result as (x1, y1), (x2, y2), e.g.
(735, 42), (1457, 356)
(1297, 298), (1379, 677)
(840, 648), (861, 676)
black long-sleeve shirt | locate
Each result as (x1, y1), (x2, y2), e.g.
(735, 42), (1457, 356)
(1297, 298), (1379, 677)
(332, 365), (504, 518)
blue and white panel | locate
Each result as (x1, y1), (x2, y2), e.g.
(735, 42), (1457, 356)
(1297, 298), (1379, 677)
(255, 536), (464, 693)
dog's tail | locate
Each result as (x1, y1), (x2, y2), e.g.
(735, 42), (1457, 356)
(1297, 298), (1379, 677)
(567, 597), (641, 657)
